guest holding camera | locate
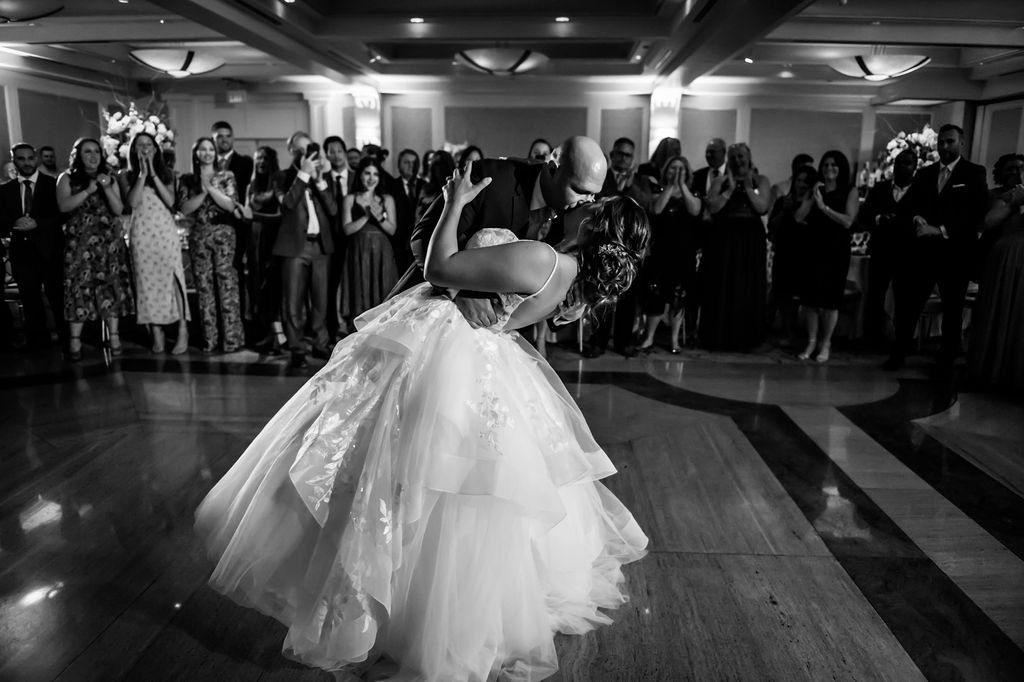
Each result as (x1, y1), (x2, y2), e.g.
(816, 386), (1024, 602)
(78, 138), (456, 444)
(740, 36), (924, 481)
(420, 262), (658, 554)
(273, 132), (338, 368)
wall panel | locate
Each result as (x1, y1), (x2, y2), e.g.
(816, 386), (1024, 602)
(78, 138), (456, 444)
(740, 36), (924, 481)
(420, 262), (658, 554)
(444, 106), (587, 160)
(749, 109), (862, 185)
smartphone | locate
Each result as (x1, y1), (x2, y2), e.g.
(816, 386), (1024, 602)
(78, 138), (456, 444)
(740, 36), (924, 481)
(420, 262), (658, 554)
(305, 142), (320, 158)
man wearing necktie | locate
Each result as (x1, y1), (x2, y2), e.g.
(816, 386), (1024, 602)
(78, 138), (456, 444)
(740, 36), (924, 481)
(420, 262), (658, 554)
(884, 124), (988, 369)
(0, 143), (66, 352)
(390, 149), (424, 274)
(272, 132), (338, 368)
(212, 121), (255, 326)
(324, 135), (350, 342)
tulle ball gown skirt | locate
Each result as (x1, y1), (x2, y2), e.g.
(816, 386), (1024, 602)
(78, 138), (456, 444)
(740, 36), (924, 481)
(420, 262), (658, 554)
(194, 283), (648, 681)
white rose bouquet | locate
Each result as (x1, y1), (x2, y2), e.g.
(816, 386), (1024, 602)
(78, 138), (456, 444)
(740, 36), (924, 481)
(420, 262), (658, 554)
(870, 124), (939, 184)
(100, 100), (175, 169)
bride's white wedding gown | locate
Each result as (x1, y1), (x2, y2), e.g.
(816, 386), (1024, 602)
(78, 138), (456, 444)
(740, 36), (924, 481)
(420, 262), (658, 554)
(194, 228), (648, 681)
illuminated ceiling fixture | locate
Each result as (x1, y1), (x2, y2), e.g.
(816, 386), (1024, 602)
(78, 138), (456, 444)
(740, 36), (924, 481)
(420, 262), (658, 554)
(130, 48), (225, 78)
(555, 16), (569, 23)
(410, 17), (424, 23)
(830, 49), (931, 81)
(0, 1), (64, 22)
(455, 48), (548, 76)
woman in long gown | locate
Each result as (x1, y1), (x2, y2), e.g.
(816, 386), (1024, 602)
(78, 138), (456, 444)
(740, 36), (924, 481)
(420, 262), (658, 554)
(340, 157), (400, 322)
(57, 138), (134, 360)
(968, 159), (1024, 393)
(699, 142), (772, 351)
(195, 163), (650, 681)
(121, 131), (190, 354)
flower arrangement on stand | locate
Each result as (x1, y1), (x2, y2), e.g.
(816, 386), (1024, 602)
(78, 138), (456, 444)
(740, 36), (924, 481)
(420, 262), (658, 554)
(100, 100), (175, 170)
(869, 123), (939, 185)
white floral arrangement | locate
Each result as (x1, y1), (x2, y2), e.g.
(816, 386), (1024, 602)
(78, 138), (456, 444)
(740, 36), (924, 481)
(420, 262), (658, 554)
(869, 124), (939, 184)
(100, 101), (175, 169)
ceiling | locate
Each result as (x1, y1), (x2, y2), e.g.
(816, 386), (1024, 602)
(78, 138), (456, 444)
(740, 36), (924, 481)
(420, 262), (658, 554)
(0, 0), (1022, 102)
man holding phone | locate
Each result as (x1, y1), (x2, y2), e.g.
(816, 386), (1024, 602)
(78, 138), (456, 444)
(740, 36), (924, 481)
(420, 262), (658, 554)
(272, 132), (338, 368)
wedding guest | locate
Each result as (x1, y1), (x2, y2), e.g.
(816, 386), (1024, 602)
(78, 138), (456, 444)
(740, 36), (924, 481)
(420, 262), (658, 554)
(884, 124), (988, 369)
(0, 143), (66, 351)
(796, 150), (859, 363)
(121, 132), (189, 354)
(639, 155), (702, 353)
(346, 147), (362, 174)
(974, 153), (1024, 280)
(857, 149), (917, 347)
(770, 153), (814, 206)
(341, 157), (398, 324)
(2, 160), (17, 183)
(968, 168), (1024, 392)
(38, 146), (60, 177)
(768, 164), (816, 346)
(692, 138), (728, 200)
(212, 121), (254, 323)
(701, 142), (771, 351)
(638, 137), (681, 184)
(458, 145), (483, 171)
(177, 137), (244, 353)
(391, 148), (423, 273)
(245, 146), (284, 354)
(57, 138), (133, 360)
(273, 132), (338, 368)
(420, 149), (436, 182)
(528, 138), (552, 162)
(415, 150), (455, 223)
(323, 136), (351, 342)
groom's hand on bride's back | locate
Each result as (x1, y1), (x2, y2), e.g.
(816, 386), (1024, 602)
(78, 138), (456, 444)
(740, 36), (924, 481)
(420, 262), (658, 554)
(454, 295), (502, 329)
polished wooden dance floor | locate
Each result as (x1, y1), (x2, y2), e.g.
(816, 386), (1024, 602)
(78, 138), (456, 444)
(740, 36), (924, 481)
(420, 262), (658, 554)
(1, 343), (1022, 681)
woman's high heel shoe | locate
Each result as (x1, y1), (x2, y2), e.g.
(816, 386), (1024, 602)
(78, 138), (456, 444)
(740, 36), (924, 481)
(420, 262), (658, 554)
(815, 342), (831, 363)
(797, 341), (816, 361)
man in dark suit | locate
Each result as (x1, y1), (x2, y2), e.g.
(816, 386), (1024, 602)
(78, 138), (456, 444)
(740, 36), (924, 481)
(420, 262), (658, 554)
(686, 137), (727, 347)
(582, 137), (654, 357)
(857, 148), (917, 348)
(273, 131), (338, 368)
(323, 135), (352, 342)
(212, 120), (255, 325)
(884, 124), (989, 369)
(396, 136), (607, 329)
(391, 149), (424, 273)
(0, 143), (66, 351)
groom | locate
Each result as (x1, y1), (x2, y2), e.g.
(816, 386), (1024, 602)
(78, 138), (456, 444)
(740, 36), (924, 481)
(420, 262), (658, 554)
(392, 136), (607, 328)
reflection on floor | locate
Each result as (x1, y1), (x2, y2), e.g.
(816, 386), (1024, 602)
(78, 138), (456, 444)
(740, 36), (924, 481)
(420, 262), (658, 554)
(0, 343), (1021, 681)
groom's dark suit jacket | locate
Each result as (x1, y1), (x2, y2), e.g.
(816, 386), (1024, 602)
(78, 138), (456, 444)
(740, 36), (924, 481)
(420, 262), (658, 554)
(901, 156), (988, 248)
(392, 158), (547, 293)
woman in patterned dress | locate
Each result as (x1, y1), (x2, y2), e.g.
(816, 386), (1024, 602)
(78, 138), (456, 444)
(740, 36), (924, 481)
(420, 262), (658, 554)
(121, 132), (190, 354)
(176, 137), (244, 353)
(340, 157), (399, 323)
(56, 137), (134, 360)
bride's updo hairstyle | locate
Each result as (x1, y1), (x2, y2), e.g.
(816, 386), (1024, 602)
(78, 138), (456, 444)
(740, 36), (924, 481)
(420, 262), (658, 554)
(577, 196), (650, 309)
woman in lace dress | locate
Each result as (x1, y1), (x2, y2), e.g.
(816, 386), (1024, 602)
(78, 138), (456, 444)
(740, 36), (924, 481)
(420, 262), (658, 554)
(195, 163), (650, 681)
(57, 138), (134, 360)
(121, 132), (190, 354)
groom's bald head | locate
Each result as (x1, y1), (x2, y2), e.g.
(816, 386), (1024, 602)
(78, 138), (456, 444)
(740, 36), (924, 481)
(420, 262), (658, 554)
(544, 136), (606, 211)
(560, 136), (606, 193)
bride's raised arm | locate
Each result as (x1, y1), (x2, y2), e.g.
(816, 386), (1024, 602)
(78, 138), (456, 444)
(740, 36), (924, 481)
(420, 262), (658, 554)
(424, 162), (556, 295)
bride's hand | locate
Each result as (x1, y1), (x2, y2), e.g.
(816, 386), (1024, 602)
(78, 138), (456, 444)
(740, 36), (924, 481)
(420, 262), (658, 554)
(444, 160), (492, 207)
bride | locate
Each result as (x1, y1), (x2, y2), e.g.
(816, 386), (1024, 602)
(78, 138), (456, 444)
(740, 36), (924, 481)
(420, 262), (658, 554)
(195, 161), (651, 681)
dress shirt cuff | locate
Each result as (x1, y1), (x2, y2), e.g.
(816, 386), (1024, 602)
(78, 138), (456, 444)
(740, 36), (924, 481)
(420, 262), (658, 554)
(939, 225), (949, 239)
(297, 171), (311, 184)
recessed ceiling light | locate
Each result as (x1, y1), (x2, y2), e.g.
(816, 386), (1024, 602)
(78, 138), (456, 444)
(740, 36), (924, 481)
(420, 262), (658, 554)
(410, 17), (424, 23)
(744, 56), (754, 64)
(281, 0), (296, 4)
(555, 16), (570, 23)
(118, 0), (129, 4)
(159, 19), (165, 24)
(871, 21), (881, 26)
(779, 70), (795, 78)
(633, 55), (642, 61)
